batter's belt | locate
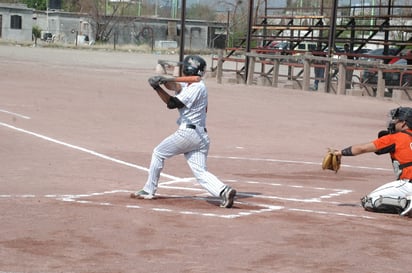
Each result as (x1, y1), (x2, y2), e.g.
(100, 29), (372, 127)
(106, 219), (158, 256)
(180, 123), (207, 132)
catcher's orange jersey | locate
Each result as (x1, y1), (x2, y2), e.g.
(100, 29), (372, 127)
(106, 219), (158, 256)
(373, 129), (412, 179)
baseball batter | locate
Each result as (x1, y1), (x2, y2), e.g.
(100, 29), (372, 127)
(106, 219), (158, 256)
(130, 55), (237, 208)
(335, 107), (412, 216)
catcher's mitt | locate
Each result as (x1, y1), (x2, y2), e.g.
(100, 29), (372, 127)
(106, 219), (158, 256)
(322, 148), (341, 173)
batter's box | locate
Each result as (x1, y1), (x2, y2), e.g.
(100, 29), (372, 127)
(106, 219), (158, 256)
(56, 190), (283, 219)
(161, 180), (353, 204)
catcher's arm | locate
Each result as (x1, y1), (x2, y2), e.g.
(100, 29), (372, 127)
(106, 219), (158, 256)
(324, 142), (378, 173)
(335, 142), (377, 157)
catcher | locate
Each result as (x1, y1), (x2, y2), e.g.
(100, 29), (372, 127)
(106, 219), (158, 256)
(326, 107), (412, 216)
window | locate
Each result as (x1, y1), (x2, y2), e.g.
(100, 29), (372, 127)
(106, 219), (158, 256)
(10, 15), (22, 29)
(308, 44), (317, 51)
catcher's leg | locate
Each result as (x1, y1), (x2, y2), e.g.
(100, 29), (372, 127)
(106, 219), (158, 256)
(361, 180), (412, 214)
(361, 195), (407, 214)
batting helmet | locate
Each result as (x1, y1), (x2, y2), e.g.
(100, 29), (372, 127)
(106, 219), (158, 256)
(182, 55), (206, 77)
(389, 107), (412, 131)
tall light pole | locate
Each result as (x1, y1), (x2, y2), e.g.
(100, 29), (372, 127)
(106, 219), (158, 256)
(137, 0), (141, 16)
(179, 0), (187, 75)
(325, 0), (339, 93)
(171, 0), (178, 18)
(155, 0), (159, 16)
(46, 0), (49, 31)
(105, 0), (108, 16)
(244, 0), (254, 83)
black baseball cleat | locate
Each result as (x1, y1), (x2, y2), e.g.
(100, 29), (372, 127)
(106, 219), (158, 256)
(220, 186), (236, 208)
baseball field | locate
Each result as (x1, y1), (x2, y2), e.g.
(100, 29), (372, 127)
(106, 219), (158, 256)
(1, 45), (411, 273)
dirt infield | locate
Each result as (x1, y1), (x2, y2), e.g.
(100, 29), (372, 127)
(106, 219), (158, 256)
(1, 45), (412, 273)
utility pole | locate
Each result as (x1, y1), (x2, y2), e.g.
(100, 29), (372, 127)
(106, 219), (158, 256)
(179, 0), (187, 75)
(325, 0), (338, 93)
(244, 0), (254, 83)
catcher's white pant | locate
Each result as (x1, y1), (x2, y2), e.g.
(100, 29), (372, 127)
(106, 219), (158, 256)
(142, 126), (227, 197)
(362, 179), (412, 211)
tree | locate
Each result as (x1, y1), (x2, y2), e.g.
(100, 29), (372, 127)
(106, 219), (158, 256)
(186, 4), (217, 21)
(85, 0), (135, 43)
(32, 25), (41, 45)
(64, 0), (82, 12)
(22, 0), (47, 10)
(217, 0), (248, 46)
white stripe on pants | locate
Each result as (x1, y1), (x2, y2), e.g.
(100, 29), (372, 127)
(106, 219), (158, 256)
(143, 128), (226, 196)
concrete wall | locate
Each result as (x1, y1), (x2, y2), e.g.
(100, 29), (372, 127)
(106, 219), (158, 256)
(30, 9), (225, 49)
(0, 4), (33, 42)
(0, 5), (226, 49)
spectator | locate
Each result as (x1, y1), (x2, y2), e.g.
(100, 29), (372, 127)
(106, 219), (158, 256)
(344, 43), (354, 89)
(312, 44), (325, 91)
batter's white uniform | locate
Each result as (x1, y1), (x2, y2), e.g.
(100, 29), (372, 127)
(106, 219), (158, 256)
(142, 80), (228, 197)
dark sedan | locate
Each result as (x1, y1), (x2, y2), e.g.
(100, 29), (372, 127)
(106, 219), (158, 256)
(362, 59), (409, 87)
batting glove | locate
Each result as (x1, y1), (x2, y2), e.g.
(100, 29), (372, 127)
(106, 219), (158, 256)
(148, 76), (166, 90)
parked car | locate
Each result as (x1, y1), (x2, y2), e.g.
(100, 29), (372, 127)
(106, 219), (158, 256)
(359, 47), (407, 95)
(323, 45), (345, 53)
(40, 31), (53, 41)
(256, 41), (285, 54)
(256, 41), (279, 54)
(274, 41), (291, 51)
(293, 42), (317, 55)
(359, 47), (400, 63)
(362, 58), (408, 86)
(255, 41), (290, 59)
(355, 48), (373, 54)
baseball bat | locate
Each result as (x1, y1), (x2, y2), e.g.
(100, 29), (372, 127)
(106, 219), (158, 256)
(163, 76), (201, 83)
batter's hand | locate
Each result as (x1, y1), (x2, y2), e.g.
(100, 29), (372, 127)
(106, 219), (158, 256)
(148, 76), (167, 89)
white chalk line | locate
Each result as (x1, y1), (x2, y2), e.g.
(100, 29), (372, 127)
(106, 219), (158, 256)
(0, 121), (178, 180)
(0, 109), (31, 119)
(0, 189), (283, 219)
(209, 155), (392, 172)
(160, 179), (352, 204)
(0, 181), (371, 219)
(0, 121), (375, 219)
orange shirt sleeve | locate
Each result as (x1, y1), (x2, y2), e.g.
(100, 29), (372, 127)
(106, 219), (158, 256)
(373, 132), (412, 179)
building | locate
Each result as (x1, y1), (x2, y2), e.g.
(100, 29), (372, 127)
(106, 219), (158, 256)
(0, 4), (33, 42)
(0, 4), (227, 50)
